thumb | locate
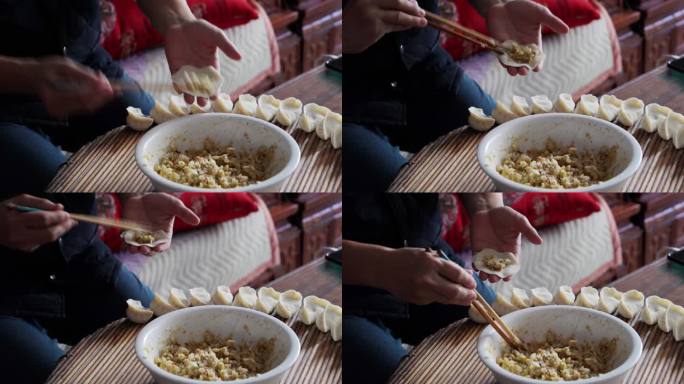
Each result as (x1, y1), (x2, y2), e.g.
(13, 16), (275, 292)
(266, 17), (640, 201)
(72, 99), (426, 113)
(214, 30), (241, 60)
(171, 199), (201, 226)
(537, 5), (569, 35)
(515, 214), (543, 245)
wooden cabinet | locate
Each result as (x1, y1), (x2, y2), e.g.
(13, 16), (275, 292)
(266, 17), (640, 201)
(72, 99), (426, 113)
(612, 10), (644, 84)
(633, 194), (684, 264)
(632, 0), (684, 71)
(293, 0), (343, 71)
(293, 193), (343, 264)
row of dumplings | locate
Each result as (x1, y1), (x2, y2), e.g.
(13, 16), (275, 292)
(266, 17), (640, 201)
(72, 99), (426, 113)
(126, 285), (342, 342)
(468, 93), (684, 149)
(469, 285), (684, 342)
(126, 93), (342, 149)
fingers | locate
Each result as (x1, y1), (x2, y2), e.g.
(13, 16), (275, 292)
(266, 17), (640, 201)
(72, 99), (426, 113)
(430, 274), (476, 305)
(24, 219), (77, 245)
(378, 0), (425, 17)
(214, 30), (242, 60)
(512, 211), (543, 244)
(379, 10), (427, 31)
(161, 193), (200, 225)
(20, 210), (71, 229)
(183, 93), (195, 104)
(437, 258), (476, 289)
(196, 97), (208, 107)
(478, 271), (501, 283)
(537, 5), (569, 35)
(12, 194), (62, 211)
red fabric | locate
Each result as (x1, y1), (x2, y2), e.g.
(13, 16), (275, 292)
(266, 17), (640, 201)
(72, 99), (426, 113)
(440, 194), (470, 252)
(100, 0), (259, 59)
(506, 192), (601, 228)
(443, 0), (601, 60)
(95, 193), (124, 252)
(171, 192), (259, 232)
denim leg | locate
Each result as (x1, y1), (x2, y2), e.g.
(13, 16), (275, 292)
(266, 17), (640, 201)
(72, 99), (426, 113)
(343, 123), (409, 192)
(0, 316), (64, 384)
(343, 315), (408, 384)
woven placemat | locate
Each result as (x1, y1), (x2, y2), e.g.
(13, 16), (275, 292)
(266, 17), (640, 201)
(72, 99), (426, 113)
(388, 124), (684, 192)
(46, 124), (341, 193)
(389, 319), (684, 383)
(47, 316), (341, 384)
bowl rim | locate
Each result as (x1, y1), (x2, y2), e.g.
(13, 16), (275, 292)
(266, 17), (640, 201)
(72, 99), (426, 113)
(135, 113), (301, 192)
(476, 305), (643, 384)
(476, 113), (643, 192)
(134, 305), (301, 384)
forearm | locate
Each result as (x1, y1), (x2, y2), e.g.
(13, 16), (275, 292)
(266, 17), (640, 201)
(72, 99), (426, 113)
(0, 56), (39, 94)
(138, 0), (195, 35)
(460, 193), (503, 214)
(343, 240), (393, 288)
(468, 0), (503, 18)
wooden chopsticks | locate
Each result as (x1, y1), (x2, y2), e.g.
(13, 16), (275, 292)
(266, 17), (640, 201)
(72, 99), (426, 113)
(424, 11), (504, 54)
(10, 204), (151, 233)
(471, 291), (527, 350)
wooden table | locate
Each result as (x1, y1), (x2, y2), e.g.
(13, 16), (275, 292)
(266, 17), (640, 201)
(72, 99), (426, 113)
(46, 258), (342, 384)
(389, 65), (684, 192)
(47, 66), (341, 193)
(389, 258), (684, 383)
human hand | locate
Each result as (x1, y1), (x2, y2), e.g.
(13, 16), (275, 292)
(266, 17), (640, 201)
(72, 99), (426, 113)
(486, 0), (569, 75)
(343, 0), (427, 54)
(378, 247), (477, 305)
(470, 206), (542, 283)
(0, 194), (78, 252)
(165, 19), (241, 106)
(121, 193), (200, 256)
(30, 56), (114, 118)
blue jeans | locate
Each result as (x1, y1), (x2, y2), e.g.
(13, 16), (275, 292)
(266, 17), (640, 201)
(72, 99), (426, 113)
(0, 266), (153, 384)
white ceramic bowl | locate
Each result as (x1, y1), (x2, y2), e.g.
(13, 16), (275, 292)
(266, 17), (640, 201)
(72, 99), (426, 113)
(136, 113), (300, 192)
(477, 113), (642, 192)
(477, 305), (642, 384)
(135, 306), (300, 384)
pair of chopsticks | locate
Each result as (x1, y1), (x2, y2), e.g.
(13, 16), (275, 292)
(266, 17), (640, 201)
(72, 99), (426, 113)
(10, 204), (151, 233)
(424, 11), (504, 54)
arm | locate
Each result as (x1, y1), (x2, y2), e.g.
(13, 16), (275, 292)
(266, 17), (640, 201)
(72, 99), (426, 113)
(137, 0), (195, 36)
(460, 193), (503, 214)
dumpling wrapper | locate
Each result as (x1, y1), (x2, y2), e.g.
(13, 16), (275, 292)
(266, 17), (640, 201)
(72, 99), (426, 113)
(468, 305), (487, 324)
(234, 286), (258, 309)
(468, 107), (496, 132)
(666, 112), (684, 148)
(120, 230), (168, 248)
(319, 111), (341, 141)
(276, 97), (303, 128)
(617, 289), (644, 319)
(126, 299), (154, 324)
(150, 293), (175, 316)
(169, 288), (189, 309)
(641, 103), (671, 133)
(126, 107), (154, 131)
(188, 287), (211, 306)
(492, 292), (518, 316)
(640, 295), (672, 325)
(597, 287), (622, 314)
(530, 95), (553, 114)
(554, 93), (575, 113)
(498, 40), (544, 69)
(300, 295), (331, 325)
(492, 101), (517, 124)
(554, 285), (575, 305)
(575, 286), (599, 309)
(150, 101), (176, 124)
(212, 93), (233, 113)
(511, 95), (531, 117)
(331, 119), (342, 149)
(472, 248), (520, 278)
(275, 289), (303, 319)
(212, 285), (233, 305)
(659, 303), (684, 333)
(530, 287), (553, 306)
(331, 315), (342, 341)
(171, 65), (223, 98)
(617, 97), (645, 128)
(668, 305), (684, 341)
(574, 94), (599, 116)
(234, 94), (258, 116)
(597, 95), (622, 122)
(256, 95), (280, 122)
(168, 95), (189, 117)
(189, 102), (210, 114)
(255, 287), (280, 314)
(299, 103), (330, 133)
(511, 288), (531, 309)
(316, 303), (341, 334)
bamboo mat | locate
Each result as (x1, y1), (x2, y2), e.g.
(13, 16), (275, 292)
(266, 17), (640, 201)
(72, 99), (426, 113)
(389, 319), (684, 384)
(388, 125), (684, 192)
(47, 316), (341, 384)
(46, 125), (341, 193)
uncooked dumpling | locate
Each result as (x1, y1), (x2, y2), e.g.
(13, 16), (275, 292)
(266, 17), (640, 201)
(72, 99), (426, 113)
(660, 111), (683, 140)
(659, 303), (684, 333)
(667, 112), (684, 148)
(468, 107), (495, 132)
(275, 97), (303, 128)
(491, 292), (518, 316)
(575, 94), (599, 116)
(597, 287), (622, 314)
(617, 289), (644, 319)
(275, 289), (303, 319)
(212, 285), (233, 305)
(472, 249), (520, 278)
(530, 95), (553, 114)
(300, 295), (331, 325)
(172, 65), (223, 98)
(554, 285), (575, 305)
(554, 93), (575, 113)
(530, 287), (553, 306)
(126, 299), (154, 324)
(511, 95), (531, 117)
(150, 293), (175, 316)
(498, 40), (544, 69)
(256, 95), (280, 121)
(299, 103), (330, 133)
(669, 305), (684, 341)
(255, 287), (280, 314)
(331, 314), (342, 342)
(617, 97), (645, 128)
(597, 95), (622, 122)
(331, 120), (342, 149)
(169, 288), (189, 309)
(574, 286), (599, 309)
(168, 95), (188, 116)
(319, 111), (341, 141)
(641, 103), (671, 133)
(189, 102), (210, 114)
(126, 107), (154, 131)
(150, 101), (176, 124)
(234, 94), (258, 116)
(316, 303), (341, 333)
(234, 286), (258, 309)
(212, 93), (233, 113)
(492, 101), (517, 124)
(640, 295), (672, 325)
(188, 287), (211, 306)
(468, 305), (487, 324)
(511, 288), (531, 309)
